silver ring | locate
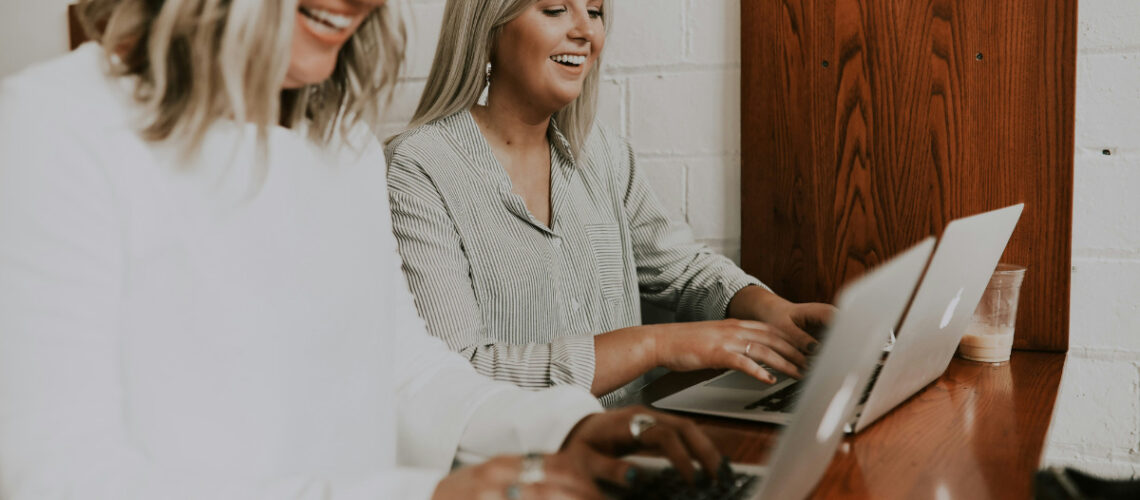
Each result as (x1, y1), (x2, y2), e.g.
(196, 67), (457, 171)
(745, 343), (752, 356)
(629, 413), (657, 443)
(505, 483), (521, 500)
(518, 452), (545, 485)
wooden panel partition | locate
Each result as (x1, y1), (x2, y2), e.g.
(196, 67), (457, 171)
(740, 0), (1077, 351)
(68, 4), (87, 50)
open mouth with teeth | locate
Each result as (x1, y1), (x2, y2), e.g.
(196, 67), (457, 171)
(299, 6), (354, 33)
(550, 54), (588, 67)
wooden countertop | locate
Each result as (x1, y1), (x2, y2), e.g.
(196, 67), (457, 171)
(636, 351), (1066, 499)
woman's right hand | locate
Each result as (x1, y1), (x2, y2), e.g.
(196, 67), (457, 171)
(432, 453), (603, 500)
(647, 319), (808, 384)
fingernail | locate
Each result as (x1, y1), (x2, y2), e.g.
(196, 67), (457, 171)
(718, 457), (734, 482)
(806, 342), (820, 354)
(624, 467), (639, 485)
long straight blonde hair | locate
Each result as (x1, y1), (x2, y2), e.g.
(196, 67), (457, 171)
(77, 0), (406, 156)
(407, 0), (610, 160)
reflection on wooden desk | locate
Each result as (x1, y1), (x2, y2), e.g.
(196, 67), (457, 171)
(637, 351), (1065, 500)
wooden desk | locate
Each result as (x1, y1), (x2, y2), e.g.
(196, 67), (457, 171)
(637, 351), (1066, 499)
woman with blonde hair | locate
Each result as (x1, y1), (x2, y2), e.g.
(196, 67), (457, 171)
(0, 0), (724, 497)
(387, 0), (835, 403)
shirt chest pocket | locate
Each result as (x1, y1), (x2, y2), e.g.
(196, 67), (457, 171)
(584, 223), (627, 302)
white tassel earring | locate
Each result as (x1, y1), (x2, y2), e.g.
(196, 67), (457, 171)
(477, 62), (491, 106)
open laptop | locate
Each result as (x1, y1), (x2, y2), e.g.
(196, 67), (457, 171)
(652, 204), (1024, 434)
(613, 238), (935, 499)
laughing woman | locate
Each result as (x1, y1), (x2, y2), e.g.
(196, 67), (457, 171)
(0, 0), (725, 497)
(386, 0), (835, 403)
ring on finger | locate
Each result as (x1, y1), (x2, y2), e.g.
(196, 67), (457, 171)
(745, 343), (752, 356)
(518, 452), (545, 484)
(629, 413), (657, 444)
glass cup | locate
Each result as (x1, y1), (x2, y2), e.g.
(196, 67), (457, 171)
(957, 264), (1027, 363)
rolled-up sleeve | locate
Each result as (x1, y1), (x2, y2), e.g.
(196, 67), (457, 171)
(386, 149), (596, 391)
(617, 141), (768, 321)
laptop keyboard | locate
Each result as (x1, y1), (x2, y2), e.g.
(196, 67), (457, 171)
(744, 380), (804, 412)
(606, 461), (760, 500)
(858, 364), (884, 405)
(744, 364), (885, 412)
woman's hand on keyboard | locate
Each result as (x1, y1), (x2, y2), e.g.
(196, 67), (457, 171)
(432, 453), (603, 500)
(560, 407), (722, 485)
(727, 286), (836, 354)
(647, 319), (807, 383)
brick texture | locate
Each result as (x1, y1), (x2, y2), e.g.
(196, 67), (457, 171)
(1043, 0), (1140, 478)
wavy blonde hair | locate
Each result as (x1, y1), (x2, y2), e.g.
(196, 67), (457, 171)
(407, 0), (610, 160)
(77, 0), (406, 155)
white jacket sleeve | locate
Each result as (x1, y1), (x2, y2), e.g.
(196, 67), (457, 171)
(0, 79), (447, 500)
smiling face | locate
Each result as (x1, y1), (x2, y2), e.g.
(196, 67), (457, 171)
(489, 0), (605, 115)
(284, 0), (386, 88)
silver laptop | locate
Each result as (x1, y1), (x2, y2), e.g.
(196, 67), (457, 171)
(652, 204), (1024, 434)
(621, 238), (935, 499)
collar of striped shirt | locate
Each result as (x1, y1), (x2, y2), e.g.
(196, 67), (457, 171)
(440, 109), (578, 167)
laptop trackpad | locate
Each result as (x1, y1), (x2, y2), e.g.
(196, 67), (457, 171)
(706, 370), (785, 390)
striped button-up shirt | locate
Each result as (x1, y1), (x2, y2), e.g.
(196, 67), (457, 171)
(385, 110), (763, 402)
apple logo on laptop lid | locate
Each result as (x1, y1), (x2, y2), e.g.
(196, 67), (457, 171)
(940, 287), (965, 329)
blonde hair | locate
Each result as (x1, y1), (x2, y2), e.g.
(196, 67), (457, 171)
(77, 0), (406, 155)
(407, 0), (610, 159)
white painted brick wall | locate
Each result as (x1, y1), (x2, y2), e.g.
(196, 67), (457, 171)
(1076, 0), (1140, 53)
(404, 1), (447, 79)
(639, 159), (687, 222)
(0, 0), (73, 78)
(1073, 160), (1140, 252)
(1068, 260), (1140, 351)
(628, 70), (741, 155)
(605, 0), (685, 68)
(1074, 53), (1140, 156)
(687, 156), (741, 243)
(1042, 0), (1140, 479)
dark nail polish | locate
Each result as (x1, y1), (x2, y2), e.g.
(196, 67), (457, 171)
(695, 470), (711, 488)
(806, 342), (820, 354)
(718, 457), (734, 482)
(624, 467), (639, 485)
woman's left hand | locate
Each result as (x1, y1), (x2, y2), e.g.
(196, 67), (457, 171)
(727, 286), (837, 354)
(560, 407), (723, 485)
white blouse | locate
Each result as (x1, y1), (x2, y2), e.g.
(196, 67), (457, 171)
(0, 43), (601, 499)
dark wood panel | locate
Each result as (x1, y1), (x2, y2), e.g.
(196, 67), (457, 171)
(639, 352), (1066, 499)
(68, 4), (88, 50)
(741, 0), (1076, 351)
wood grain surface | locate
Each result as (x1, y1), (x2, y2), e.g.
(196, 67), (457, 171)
(740, 0), (1077, 351)
(639, 351), (1066, 499)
